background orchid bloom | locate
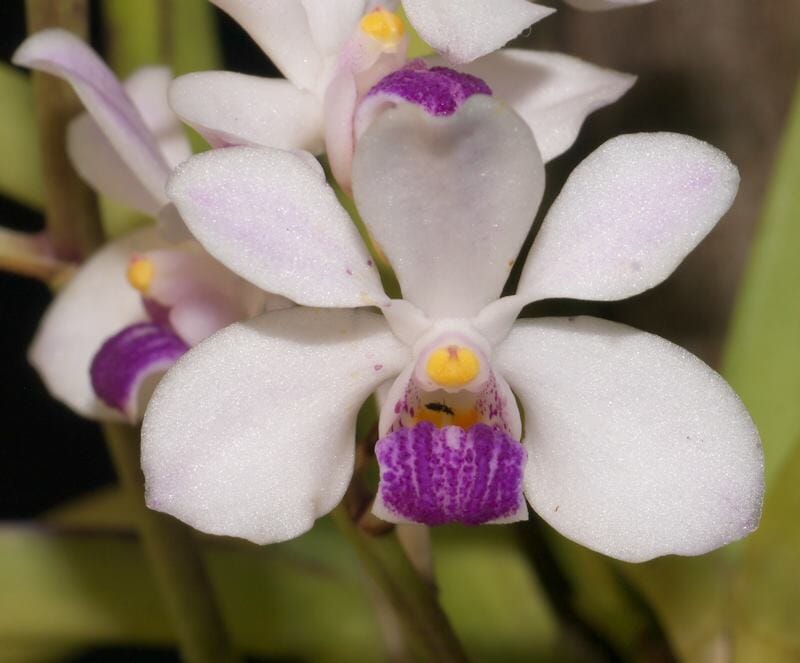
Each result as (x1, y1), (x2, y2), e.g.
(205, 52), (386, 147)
(142, 85), (763, 563)
(170, 0), (635, 190)
(13, 30), (268, 421)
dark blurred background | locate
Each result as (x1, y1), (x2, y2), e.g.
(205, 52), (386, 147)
(1, 1), (798, 660)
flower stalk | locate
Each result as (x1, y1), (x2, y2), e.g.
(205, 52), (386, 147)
(25, 0), (102, 261)
(0, 227), (72, 284)
(24, 3), (237, 660)
(104, 424), (238, 663)
(332, 506), (468, 662)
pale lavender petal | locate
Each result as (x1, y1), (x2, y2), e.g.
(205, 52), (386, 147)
(90, 322), (188, 421)
(374, 422), (527, 525)
(428, 49), (636, 162)
(13, 30), (170, 203)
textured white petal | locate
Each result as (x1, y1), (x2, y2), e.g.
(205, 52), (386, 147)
(29, 228), (167, 420)
(495, 316), (764, 562)
(517, 133), (740, 303)
(65, 67), (187, 215)
(301, 0), (365, 56)
(169, 72), (324, 153)
(402, 0), (553, 64)
(437, 49), (635, 162)
(167, 146), (387, 308)
(142, 307), (410, 544)
(124, 67), (191, 168)
(353, 95), (543, 318)
(13, 30), (170, 204)
(67, 114), (162, 215)
(565, 0), (655, 10)
(210, 0), (322, 90)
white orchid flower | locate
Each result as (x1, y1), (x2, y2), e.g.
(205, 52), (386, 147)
(142, 77), (762, 562)
(13, 30), (270, 421)
(171, 0), (637, 190)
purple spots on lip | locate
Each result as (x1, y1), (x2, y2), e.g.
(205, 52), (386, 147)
(366, 60), (492, 117)
(375, 421), (526, 526)
(90, 322), (188, 418)
(374, 364), (384, 371)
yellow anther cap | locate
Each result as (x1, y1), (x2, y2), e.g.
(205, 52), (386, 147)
(127, 257), (154, 293)
(360, 8), (405, 47)
(426, 345), (480, 389)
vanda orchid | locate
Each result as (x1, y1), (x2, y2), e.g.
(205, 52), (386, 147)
(142, 72), (763, 563)
(13, 30), (271, 421)
(170, 0), (639, 190)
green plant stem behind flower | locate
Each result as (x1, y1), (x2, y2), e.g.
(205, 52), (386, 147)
(24, 2), (238, 661)
(25, 0), (102, 261)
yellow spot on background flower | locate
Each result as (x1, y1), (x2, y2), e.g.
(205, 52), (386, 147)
(127, 257), (154, 293)
(360, 9), (405, 47)
(426, 346), (480, 388)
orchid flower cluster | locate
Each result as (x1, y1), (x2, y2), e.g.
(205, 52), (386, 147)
(15, 0), (763, 565)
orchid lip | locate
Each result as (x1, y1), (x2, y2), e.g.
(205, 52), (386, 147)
(373, 421), (528, 526)
(90, 322), (188, 420)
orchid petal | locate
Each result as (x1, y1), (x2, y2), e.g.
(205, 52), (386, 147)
(565, 0), (655, 10)
(90, 322), (188, 421)
(353, 95), (543, 317)
(138, 248), (266, 346)
(67, 114), (162, 215)
(167, 146), (387, 308)
(401, 0), (554, 64)
(13, 29), (170, 204)
(169, 72), (324, 153)
(67, 67), (191, 215)
(433, 49), (635, 162)
(210, 0), (322, 91)
(123, 67), (191, 168)
(516, 133), (739, 304)
(142, 307), (410, 544)
(494, 316), (764, 562)
(29, 228), (167, 420)
(300, 0), (366, 57)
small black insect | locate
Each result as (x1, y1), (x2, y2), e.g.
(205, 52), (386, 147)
(425, 402), (455, 416)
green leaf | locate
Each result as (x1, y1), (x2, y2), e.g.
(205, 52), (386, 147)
(0, 523), (384, 660)
(44, 490), (563, 659)
(722, 81), (800, 483)
(434, 527), (560, 662)
(733, 445), (800, 661)
(0, 64), (44, 209)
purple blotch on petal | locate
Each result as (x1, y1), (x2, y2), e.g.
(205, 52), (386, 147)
(375, 421), (526, 525)
(90, 322), (188, 417)
(366, 61), (492, 117)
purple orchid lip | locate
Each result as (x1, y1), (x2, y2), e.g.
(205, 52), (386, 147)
(374, 421), (527, 526)
(364, 60), (492, 117)
(90, 322), (188, 419)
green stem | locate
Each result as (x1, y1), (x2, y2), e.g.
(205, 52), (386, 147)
(0, 227), (71, 283)
(332, 507), (468, 662)
(25, 0), (103, 261)
(25, 4), (237, 659)
(104, 424), (238, 663)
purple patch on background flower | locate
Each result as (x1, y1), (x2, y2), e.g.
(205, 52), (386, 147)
(366, 61), (492, 117)
(375, 422), (526, 526)
(90, 322), (188, 418)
